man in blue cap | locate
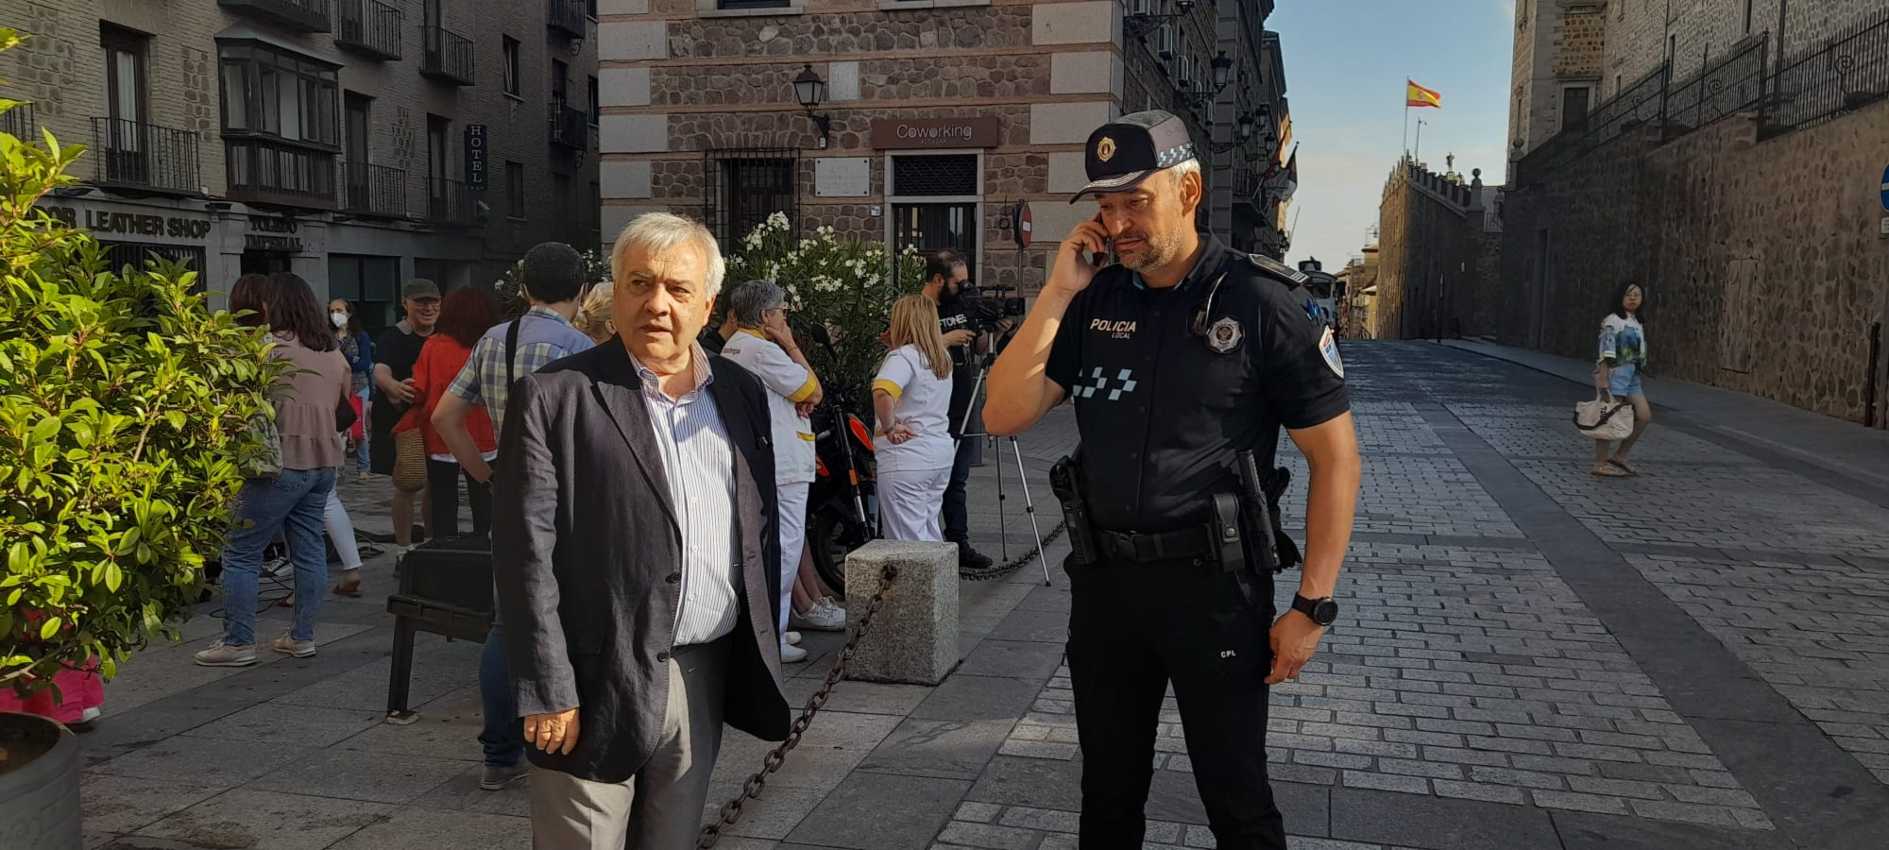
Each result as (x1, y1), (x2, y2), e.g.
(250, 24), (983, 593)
(983, 110), (1363, 848)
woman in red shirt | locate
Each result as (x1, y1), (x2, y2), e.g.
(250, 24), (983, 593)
(397, 287), (499, 537)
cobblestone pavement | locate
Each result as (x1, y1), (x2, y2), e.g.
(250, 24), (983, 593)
(72, 341), (1889, 849)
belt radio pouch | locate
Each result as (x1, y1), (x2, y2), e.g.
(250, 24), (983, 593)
(1237, 450), (1286, 574)
(1050, 454), (1098, 566)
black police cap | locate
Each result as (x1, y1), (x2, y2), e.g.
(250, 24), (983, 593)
(1070, 110), (1197, 203)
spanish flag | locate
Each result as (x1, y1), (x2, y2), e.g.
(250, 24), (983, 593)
(1406, 80), (1442, 109)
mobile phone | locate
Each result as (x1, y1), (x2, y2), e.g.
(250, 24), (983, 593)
(1090, 213), (1111, 267)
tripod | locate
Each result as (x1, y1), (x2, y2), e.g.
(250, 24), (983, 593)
(953, 341), (1053, 586)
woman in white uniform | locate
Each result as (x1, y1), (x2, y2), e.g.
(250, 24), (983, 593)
(719, 280), (823, 662)
(872, 294), (956, 541)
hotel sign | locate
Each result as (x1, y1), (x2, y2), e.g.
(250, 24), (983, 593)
(869, 117), (1002, 150)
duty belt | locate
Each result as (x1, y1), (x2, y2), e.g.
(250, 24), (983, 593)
(1094, 527), (1216, 564)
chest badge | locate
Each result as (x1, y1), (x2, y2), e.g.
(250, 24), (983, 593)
(1206, 316), (1244, 353)
(1319, 326), (1345, 378)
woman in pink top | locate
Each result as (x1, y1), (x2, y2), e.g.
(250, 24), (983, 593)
(195, 273), (353, 668)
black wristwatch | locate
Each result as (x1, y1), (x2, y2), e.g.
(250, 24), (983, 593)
(1292, 595), (1339, 627)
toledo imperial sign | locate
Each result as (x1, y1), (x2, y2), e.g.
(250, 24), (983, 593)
(869, 117), (1002, 150)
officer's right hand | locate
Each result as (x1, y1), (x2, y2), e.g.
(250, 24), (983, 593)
(1048, 217), (1110, 297)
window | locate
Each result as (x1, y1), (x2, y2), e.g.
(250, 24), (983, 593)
(551, 59), (569, 106)
(218, 41), (340, 147)
(502, 36), (520, 97)
(344, 93), (370, 164)
(428, 114), (449, 188)
(588, 75), (600, 126)
(329, 254), (400, 332)
(102, 25), (148, 128)
(703, 148), (798, 248)
(1561, 86), (1590, 131)
(507, 161), (526, 219)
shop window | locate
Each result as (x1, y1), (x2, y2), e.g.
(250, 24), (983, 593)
(330, 253), (401, 332)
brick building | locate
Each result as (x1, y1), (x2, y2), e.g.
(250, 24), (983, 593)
(0, 0), (600, 325)
(1506, 0), (1887, 179)
(596, 0), (1293, 295)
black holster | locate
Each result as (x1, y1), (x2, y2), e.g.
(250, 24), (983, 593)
(1050, 453), (1099, 566)
(1238, 449), (1303, 574)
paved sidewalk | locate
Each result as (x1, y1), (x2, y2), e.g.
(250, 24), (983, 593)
(71, 341), (1889, 849)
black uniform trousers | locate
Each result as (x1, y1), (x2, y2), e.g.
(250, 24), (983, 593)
(1066, 555), (1286, 849)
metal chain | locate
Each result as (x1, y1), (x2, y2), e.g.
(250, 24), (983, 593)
(696, 563), (901, 849)
(959, 521), (1067, 582)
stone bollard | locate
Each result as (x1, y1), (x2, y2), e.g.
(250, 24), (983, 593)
(844, 540), (960, 685)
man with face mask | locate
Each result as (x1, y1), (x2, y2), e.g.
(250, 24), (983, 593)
(983, 110), (1362, 849)
(920, 249), (996, 571)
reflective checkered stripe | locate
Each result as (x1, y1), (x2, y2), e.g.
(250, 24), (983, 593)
(1073, 367), (1139, 402)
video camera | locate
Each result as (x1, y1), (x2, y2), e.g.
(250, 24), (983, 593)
(958, 284), (1027, 332)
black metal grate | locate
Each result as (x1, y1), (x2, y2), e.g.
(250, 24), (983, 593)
(703, 147), (798, 248)
(892, 154), (978, 196)
(1763, 9), (1889, 137)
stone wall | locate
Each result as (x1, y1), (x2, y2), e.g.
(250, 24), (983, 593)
(1497, 98), (1889, 422)
(1551, 5), (1605, 78)
(1374, 163), (1503, 342)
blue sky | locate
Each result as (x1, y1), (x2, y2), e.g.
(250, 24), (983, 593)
(1269, 0), (1516, 269)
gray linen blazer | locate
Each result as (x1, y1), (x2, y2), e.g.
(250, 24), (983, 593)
(491, 339), (791, 783)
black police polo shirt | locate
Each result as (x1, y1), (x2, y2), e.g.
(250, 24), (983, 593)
(1045, 237), (1349, 533)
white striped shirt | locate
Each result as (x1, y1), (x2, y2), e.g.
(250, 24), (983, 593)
(632, 344), (741, 648)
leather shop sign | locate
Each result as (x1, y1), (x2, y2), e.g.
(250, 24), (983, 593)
(869, 117), (1002, 149)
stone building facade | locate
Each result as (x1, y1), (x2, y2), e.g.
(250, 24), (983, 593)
(1372, 158), (1502, 342)
(1500, 98), (1889, 423)
(597, 0), (1291, 295)
(0, 0), (600, 326)
(1507, 0), (1888, 178)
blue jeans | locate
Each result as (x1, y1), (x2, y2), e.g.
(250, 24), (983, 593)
(219, 468), (336, 645)
(479, 622), (523, 767)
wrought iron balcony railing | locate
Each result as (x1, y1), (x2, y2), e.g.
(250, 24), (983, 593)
(427, 176), (477, 225)
(421, 25), (475, 86)
(549, 101), (588, 151)
(548, 0), (588, 37)
(91, 118), (201, 194)
(336, 0), (402, 60)
(342, 162), (407, 218)
(1, 102), (35, 140)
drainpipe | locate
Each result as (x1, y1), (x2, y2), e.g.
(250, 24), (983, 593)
(1776, 0), (1789, 82)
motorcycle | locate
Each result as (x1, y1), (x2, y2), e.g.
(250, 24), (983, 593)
(801, 325), (877, 595)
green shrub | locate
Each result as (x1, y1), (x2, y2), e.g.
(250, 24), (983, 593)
(0, 30), (279, 697)
(727, 213), (924, 401)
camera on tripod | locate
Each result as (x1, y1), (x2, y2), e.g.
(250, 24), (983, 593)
(959, 283), (1027, 332)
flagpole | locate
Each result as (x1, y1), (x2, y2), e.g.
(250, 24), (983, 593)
(1415, 118), (1425, 166)
(1402, 79), (1410, 158)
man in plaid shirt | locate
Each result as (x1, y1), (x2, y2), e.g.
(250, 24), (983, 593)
(432, 241), (595, 791)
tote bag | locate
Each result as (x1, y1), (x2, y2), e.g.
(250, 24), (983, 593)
(1574, 391), (1635, 441)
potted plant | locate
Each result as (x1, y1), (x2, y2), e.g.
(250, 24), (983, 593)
(0, 29), (278, 848)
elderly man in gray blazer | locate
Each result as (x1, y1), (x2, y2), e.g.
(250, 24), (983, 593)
(491, 212), (791, 849)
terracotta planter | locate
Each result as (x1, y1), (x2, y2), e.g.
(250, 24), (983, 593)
(0, 711), (81, 850)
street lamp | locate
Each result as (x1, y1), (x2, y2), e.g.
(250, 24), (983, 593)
(1210, 50), (1233, 90)
(792, 64), (832, 149)
(1123, 0), (1196, 40)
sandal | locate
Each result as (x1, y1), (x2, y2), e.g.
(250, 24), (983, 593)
(1591, 465), (1631, 478)
(332, 570), (364, 598)
(1608, 458), (1638, 476)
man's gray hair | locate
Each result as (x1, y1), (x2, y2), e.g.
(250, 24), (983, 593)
(728, 279), (785, 327)
(609, 212), (727, 297)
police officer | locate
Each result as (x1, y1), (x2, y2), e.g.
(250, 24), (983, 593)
(984, 110), (1362, 849)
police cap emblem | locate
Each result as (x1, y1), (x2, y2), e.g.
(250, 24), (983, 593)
(1207, 316), (1244, 353)
(1096, 136), (1116, 162)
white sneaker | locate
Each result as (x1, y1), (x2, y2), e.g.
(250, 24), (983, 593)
(785, 630), (802, 646)
(790, 598), (846, 632)
(271, 632), (317, 658)
(781, 642), (808, 663)
(193, 640), (257, 667)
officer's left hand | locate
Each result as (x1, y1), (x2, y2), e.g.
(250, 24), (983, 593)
(1264, 610), (1325, 685)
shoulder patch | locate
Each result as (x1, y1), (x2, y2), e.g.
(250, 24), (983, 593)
(1247, 253), (1309, 286)
(1319, 326), (1344, 378)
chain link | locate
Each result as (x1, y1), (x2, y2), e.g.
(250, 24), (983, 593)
(696, 563), (901, 849)
(958, 521), (1067, 582)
